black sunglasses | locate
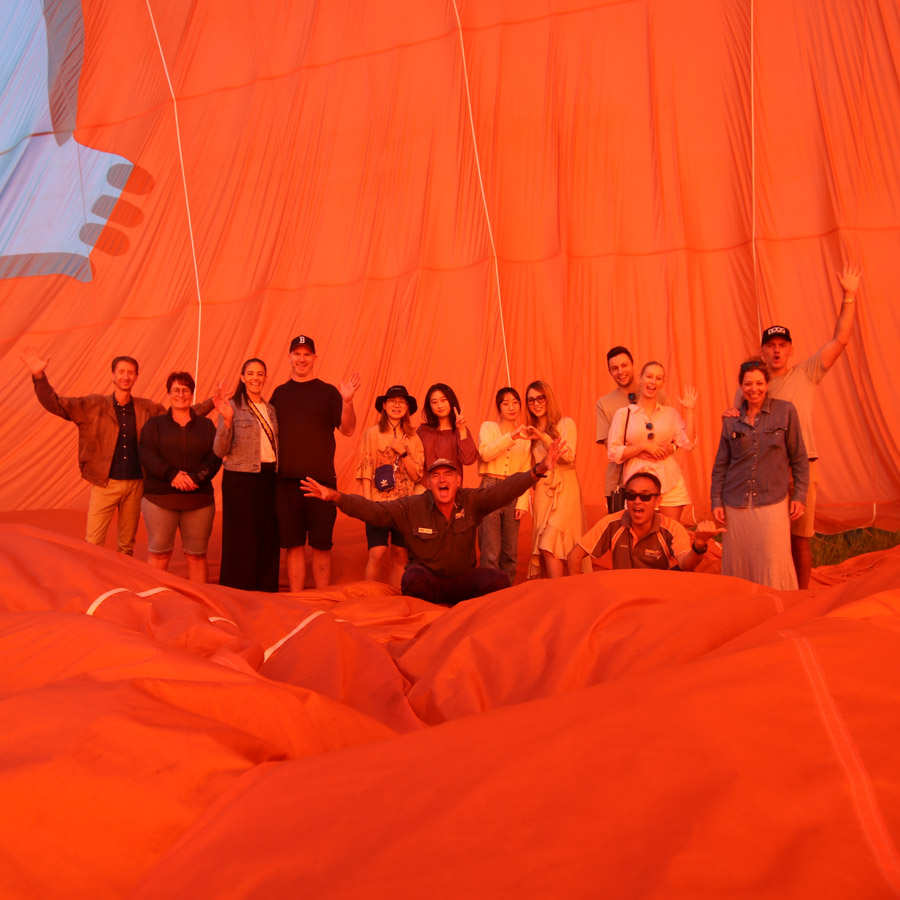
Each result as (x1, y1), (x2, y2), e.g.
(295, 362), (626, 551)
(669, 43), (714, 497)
(624, 490), (660, 502)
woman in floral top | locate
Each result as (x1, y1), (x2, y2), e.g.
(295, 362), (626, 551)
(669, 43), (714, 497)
(356, 384), (425, 586)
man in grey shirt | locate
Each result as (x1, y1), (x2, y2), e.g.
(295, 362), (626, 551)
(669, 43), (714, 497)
(596, 346), (671, 510)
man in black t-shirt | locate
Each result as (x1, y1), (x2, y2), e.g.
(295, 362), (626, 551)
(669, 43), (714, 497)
(270, 334), (361, 590)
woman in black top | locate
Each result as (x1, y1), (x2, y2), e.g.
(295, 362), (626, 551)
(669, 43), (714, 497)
(139, 371), (221, 583)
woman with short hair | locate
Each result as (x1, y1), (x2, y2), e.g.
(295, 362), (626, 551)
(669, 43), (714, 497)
(139, 372), (221, 583)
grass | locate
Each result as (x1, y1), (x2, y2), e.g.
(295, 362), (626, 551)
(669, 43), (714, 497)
(810, 528), (900, 568)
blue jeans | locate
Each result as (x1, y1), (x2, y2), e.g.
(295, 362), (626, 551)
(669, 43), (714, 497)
(477, 474), (521, 584)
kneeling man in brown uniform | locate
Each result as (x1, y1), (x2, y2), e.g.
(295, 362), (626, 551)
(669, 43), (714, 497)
(302, 440), (567, 604)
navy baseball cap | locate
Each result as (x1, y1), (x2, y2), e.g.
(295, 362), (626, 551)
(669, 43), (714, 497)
(289, 334), (316, 353)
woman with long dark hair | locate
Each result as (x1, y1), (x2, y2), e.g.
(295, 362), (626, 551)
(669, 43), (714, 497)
(477, 386), (531, 584)
(213, 358), (280, 591)
(524, 380), (587, 578)
(417, 382), (478, 478)
(356, 384), (424, 586)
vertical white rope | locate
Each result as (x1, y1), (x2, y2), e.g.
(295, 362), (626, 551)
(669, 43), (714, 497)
(145, 0), (203, 380)
(450, 0), (511, 386)
(749, 0), (757, 317)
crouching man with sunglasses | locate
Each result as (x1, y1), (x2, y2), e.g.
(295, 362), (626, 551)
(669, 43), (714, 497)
(566, 472), (723, 573)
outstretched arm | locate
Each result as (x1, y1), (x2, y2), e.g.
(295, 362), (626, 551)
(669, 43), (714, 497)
(22, 346), (88, 422)
(819, 261), (861, 371)
(678, 520), (726, 571)
(301, 477), (341, 503)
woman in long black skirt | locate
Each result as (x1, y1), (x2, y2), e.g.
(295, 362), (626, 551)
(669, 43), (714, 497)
(213, 358), (280, 591)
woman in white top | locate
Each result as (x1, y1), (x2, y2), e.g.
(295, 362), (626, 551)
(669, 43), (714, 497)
(607, 361), (698, 521)
(524, 380), (587, 579)
(213, 358), (279, 591)
(477, 386), (532, 584)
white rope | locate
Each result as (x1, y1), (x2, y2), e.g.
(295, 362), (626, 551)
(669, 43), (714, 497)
(749, 0), (757, 319)
(145, 0), (204, 380)
(450, 0), (511, 386)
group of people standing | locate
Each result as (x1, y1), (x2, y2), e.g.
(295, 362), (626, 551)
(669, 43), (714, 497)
(21, 260), (860, 600)
(591, 261), (862, 590)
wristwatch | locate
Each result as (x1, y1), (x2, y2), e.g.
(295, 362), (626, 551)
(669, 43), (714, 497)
(532, 464), (547, 479)
(692, 541), (708, 554)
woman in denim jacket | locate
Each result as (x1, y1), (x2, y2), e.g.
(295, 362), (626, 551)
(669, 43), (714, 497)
(711, 358), (808, 589)
(213, 358), (280, 591)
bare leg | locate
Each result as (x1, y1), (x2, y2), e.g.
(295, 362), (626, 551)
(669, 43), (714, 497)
(285, 546), (307, 591)
(147, 550), (172, 571)
(791, 534), (812, 589)
(660, 505), (685, 522)
(540, 549), (564, 579)
(184, 553), (208, 584)
(311, 548), (332, 588)
(364, 545), (388, 582)
(390, 545), (409, 589)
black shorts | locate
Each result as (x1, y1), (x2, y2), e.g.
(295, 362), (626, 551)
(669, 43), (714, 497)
(275, 478), (337, 550)
(365, 522), (406, 550)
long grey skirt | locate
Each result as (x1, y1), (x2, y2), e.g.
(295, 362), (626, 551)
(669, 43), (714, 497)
(722, 497), (798, 590)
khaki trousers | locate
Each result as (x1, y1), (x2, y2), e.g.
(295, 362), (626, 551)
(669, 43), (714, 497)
(85, 479), (144, 555)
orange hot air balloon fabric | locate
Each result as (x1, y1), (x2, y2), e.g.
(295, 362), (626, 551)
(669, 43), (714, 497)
(0, 0), (897, 532)
(1, 524), (900, 897)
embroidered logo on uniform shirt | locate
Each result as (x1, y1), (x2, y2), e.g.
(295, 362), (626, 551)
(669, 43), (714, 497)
(417, 527), (434, 535)
(643, 549), (663, 560)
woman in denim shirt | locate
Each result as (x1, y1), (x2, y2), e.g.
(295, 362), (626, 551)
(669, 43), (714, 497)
(213, 358), (280, 591)
(711, 358), (809, 589)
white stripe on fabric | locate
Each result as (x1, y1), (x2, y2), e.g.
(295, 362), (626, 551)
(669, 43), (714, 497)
(263, 610), (328, 661)
(86, 586), (170, 616)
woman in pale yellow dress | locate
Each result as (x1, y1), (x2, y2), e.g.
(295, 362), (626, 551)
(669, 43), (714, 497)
(524, 380), (587, 578)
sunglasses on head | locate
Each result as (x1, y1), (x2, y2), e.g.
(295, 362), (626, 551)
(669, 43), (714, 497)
(624, 489), (660, 502)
